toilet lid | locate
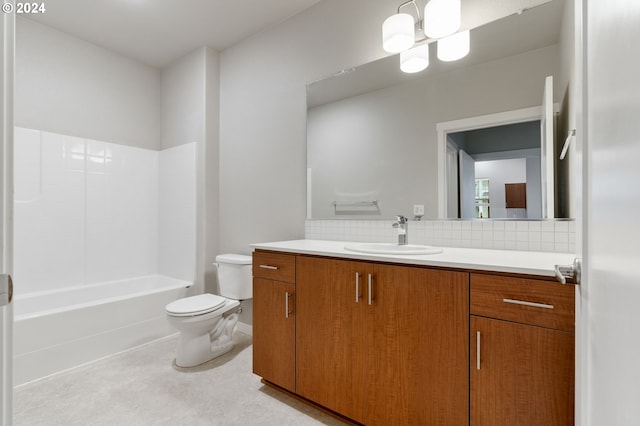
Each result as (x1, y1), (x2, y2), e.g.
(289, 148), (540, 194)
(165, 294), (227, 316)
(215, 253), (252, 265)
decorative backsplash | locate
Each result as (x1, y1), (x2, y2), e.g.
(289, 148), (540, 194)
(305, 219), (576, 253)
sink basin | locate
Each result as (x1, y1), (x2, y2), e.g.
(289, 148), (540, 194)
(344, 243), (443, 255)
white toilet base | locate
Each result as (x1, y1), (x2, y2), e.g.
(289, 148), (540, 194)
(173, 309), (239, 368)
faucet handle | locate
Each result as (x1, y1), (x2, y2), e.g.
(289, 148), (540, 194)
(395, 215), (408, 224)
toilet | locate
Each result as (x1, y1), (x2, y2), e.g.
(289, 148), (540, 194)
(165, 254), (252, 367)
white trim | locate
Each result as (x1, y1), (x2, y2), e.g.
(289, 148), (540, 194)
(436, 106), (543, 218)
(472, 148), (541, 162)
(0, 4), (13, 423)
(236, 321), (252, 336)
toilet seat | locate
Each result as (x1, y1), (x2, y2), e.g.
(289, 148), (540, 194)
(166, 294), (228, 317)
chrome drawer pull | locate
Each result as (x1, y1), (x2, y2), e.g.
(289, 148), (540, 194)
(476, 331), (481, 370)
(259, 264), (279, 270)
(502, 298), (554, 310)
(355, 272), (361, 303)
(368, 274), (373, 305)
(285, 292), (291, 318)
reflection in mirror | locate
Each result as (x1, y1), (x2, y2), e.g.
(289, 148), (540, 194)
(306, 0), (572, 220)
(447, 121), (542, 219)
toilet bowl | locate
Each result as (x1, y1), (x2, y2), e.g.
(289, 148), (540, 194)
(165, 254), (252, 367)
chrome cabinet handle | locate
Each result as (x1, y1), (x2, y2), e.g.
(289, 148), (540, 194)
(476, 331), (481, 370)
(355, 272), (361, 303)
(368, 274), (373, 305)
(285, 292), (293, 318)
(259, 264), (278, 270)
(503, 298), (554, 310)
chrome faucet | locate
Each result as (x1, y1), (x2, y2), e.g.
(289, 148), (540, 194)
(392, 215), (409, 245)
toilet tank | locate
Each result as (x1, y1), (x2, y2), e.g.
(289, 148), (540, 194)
(215, 254), (252, 300)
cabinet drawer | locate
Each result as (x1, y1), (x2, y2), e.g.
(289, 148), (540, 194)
(253, 251), (296, 283)
(471, 273), (575, 332)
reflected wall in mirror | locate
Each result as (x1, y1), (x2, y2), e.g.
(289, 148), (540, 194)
(447, 120), (542, 219)
(307, 0), (574, 220)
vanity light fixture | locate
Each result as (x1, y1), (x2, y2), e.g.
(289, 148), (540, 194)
(382, 12), (416, 53)
(382, 0), (466, 73)
(424, 0), (461, 39)
(400, 44), (430, 73)
(437, 29), (470, 61)
(382, 0), (423, 53)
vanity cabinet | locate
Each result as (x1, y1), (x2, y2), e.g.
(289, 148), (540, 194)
(252, 251), (296, 392)
(252, 247), (576, 425)
(295, 255), (469, 425)
(470, 273), (575, 426)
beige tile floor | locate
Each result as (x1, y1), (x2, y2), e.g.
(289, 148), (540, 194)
(14, 333), (345, 426)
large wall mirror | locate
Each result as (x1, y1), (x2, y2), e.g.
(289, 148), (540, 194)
(307, 0), (573, 220)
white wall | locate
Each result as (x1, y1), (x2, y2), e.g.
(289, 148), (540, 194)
(15, 18), (161, 150)
(160, 47), (220, 296)
(202, 47), (222, 295)
(14, 19), (214, 299)
(161, 49), (205, 151)
(219, 0), (558, 253)
(158, 143), (197, 282)
(475, 158), (527, 218)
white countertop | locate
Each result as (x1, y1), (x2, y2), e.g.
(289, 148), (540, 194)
(250, 239), (576, 277)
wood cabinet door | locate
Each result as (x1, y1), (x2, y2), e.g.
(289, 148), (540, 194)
(505, 182), (527, 208)
(252, 278), (295, 392)
(365, 265), (469, 426)
(471, 316), (574, 426)
(295, 256), (368, 423)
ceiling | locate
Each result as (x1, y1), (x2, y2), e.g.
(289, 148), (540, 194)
(24, 0), (322, 68)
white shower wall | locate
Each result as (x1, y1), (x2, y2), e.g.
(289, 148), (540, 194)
(14, 127), (196, 294)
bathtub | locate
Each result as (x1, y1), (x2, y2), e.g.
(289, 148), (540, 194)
(13, 275), (191, 386)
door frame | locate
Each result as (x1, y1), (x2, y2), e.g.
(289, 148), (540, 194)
(0, 2), (14, 424)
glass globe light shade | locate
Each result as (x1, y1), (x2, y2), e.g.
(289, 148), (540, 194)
(437, 30), (470, 61)
(424, 0), (461, 39)
(382, 13), (415, 53)
(400, 44), (429, 73)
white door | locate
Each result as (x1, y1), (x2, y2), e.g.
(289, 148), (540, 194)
(0, 5), (13, 424)
(540, 75), (554, 219)
(580, 0), (640, 424)
(458, 149), (475, 219)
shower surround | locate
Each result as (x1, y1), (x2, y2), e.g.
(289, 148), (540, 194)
(13, 127), (197, 384)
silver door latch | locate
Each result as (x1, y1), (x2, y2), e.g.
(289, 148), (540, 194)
(554, 258), (581, 285)
(0, 274), (13, 306)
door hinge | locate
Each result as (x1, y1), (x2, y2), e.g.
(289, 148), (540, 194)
(0, 274), (13, 306)
(554, 258), (581, 285)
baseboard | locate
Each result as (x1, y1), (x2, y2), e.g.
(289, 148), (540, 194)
(260, 379), (359, 425)
(236, 321), (252, 336)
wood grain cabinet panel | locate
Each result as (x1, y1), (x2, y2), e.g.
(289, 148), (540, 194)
(471, 316), (575, 426)
(295, 256), (367, 421)
(505, 182), (527, 208)
(253, 251), (296, 283)
(471, 273), (575, 332)
(296, 255), (469, 426)
(470, 273), (575, 426)
(252, 252), (296, 392)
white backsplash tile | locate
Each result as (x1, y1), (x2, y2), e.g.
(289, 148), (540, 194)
(305, 219), (576, 253)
